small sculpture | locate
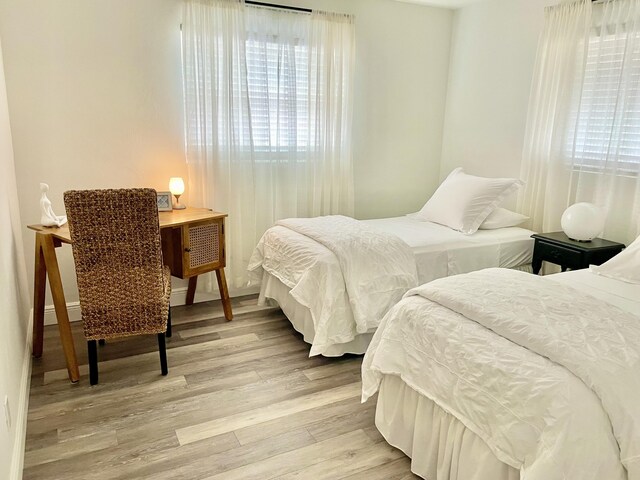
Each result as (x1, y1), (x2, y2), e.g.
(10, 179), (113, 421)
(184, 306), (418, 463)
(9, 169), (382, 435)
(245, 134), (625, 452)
(40, 183), (67, 227)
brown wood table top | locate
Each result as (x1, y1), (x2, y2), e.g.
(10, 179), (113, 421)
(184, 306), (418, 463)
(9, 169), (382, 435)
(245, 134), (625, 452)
(28, 207), (227, 244)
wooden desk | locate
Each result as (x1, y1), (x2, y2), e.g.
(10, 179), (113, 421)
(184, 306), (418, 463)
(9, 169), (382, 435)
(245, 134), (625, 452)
(28, 208), (232, 383)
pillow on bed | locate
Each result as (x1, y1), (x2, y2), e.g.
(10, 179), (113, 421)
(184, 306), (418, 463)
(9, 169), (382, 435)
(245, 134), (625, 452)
(415, 168), (523, 234)
(479, 208), (529, 230)
(591, 235), (640, 284)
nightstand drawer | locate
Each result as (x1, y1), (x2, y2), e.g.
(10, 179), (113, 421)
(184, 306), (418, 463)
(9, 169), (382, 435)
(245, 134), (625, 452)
(535, 242), (583, 268)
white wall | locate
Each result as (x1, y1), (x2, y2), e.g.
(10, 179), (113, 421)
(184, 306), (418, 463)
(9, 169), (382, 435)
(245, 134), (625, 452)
(0, 0), (189, 309)
(0, 37), (31, 480)
(290, 0), (453, 220)
(440, 0), (555, 207)
(0, 0), (453, 308)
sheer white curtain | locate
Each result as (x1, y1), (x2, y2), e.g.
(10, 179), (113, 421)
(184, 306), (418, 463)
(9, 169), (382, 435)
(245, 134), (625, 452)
(182, 0), (355, 289)
(519, 0), (640, 244)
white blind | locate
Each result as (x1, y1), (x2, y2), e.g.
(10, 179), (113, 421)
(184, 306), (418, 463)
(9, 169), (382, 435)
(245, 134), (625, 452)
(245, 38), (312, 152)
(571, 32), (640, 174)
(182, 8), (314, 154)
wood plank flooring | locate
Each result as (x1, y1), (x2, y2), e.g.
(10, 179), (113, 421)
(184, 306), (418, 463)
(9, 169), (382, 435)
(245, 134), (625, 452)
(23, 296), (418, 479)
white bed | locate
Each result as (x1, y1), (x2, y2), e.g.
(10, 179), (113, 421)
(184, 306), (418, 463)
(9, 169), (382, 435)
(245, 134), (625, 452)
(362, 268), (640, 480)
(250, 215), (534, 356)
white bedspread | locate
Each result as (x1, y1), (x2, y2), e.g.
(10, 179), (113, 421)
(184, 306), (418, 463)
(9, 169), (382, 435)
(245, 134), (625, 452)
(249, 215), (417, 354)
(249, 215), (533, 356)
(363, 268), (640, 480)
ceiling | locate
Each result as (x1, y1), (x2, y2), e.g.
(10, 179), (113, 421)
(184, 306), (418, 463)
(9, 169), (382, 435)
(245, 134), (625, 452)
(395, 0), (486, 9)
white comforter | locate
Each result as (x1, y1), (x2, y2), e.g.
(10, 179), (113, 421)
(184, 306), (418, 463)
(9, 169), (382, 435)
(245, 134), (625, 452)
(249, 215), (418, 355)
(363, 268), (640, 480)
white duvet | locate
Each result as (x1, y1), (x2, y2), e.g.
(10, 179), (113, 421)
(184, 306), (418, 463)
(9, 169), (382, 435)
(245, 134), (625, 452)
(363, 268), (640, 480)
(249, 215), (418, 355)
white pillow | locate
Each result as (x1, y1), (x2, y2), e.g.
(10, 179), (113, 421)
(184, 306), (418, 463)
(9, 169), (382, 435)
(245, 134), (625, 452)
(415, 168), (523, 234)
(591, 235), (640, 284)
(479, 208), (529, 230)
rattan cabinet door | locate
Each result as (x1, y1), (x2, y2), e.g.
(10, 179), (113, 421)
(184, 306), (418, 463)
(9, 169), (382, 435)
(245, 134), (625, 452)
(182, 218), (225, 277)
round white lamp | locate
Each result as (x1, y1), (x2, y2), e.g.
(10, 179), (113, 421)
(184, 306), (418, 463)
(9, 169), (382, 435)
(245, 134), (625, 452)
(561, 202), (606, 242)
(169, 177), (186, 210)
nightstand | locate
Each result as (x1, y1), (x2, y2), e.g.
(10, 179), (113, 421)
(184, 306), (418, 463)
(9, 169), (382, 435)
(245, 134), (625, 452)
(531, 232), (625, 275)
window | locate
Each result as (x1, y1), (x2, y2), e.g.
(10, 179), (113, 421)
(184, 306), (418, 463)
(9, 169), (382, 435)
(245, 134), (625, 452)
(181, 23), (316, 155)
(570, 32), (640, 175)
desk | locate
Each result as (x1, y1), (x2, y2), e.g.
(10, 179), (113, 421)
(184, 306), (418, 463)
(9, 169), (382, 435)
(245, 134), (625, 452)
(28, 208), (232, 383)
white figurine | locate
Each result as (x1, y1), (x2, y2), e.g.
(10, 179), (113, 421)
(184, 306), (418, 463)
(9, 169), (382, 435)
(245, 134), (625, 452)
(40, 183), (67, 227)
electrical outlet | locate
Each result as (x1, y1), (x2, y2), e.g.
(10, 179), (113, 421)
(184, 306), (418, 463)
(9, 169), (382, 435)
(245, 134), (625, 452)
(3, 395), (10, 429)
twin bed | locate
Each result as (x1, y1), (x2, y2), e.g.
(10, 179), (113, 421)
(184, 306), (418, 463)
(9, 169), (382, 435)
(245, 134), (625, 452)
(363, 266), (640, 480)
(248, 168), (640, 479)
(250, 168), (533, 356)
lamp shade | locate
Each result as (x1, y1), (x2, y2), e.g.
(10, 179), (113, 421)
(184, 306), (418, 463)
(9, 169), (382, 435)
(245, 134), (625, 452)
(169, 177), (185, 196)
(561, 202), (606, 242)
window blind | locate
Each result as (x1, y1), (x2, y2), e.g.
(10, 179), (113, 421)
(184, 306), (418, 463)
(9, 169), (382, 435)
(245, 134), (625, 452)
(571, 32), (640, 174)
(245, 38), (312, 152)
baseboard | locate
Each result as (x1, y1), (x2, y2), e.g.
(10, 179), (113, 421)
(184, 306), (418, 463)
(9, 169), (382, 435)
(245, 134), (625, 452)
(43, 285), (260, 325)
(10, 312), (33, 480)
(44, 302), (81, 326)
(171, 284), (260, 305)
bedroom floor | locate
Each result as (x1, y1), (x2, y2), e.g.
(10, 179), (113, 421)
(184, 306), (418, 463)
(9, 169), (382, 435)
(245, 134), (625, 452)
(23, 296), (417, 480)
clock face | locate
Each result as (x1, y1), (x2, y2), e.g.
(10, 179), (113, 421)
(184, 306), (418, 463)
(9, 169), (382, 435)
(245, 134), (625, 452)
(156, 192), (172, 211)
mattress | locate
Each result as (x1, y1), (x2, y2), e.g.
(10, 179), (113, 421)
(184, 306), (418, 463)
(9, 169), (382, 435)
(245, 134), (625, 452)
(375, 269), (640, 480)
(254, 216), (535, 356)
(363, 216), (534, 283)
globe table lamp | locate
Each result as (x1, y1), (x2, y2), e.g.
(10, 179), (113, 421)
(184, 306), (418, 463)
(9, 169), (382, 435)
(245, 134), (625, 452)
(169, 177), (186, 210)
(561, 202), (606, 242)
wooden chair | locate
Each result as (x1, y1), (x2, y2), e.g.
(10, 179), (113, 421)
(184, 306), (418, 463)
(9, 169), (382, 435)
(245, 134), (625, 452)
(64, 189), (172, 385)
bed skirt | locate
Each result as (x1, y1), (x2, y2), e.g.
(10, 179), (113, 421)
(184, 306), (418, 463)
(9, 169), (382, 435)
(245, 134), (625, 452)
(376, 374), (520, 480)
(258, 271), (374, 356)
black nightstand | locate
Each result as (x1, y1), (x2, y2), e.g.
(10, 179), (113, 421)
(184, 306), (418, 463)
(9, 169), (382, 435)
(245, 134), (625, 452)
(531, 232), (625, 275)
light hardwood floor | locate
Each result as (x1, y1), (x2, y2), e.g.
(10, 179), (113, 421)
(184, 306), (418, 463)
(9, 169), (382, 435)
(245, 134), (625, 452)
(24, 296), (418, 479)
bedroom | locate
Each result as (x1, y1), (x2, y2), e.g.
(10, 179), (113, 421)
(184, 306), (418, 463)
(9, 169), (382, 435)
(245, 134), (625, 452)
(1, 0), (639, 479)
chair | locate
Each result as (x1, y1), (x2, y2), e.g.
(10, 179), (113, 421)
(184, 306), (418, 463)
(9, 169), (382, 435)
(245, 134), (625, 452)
(64, 188), (172, 385)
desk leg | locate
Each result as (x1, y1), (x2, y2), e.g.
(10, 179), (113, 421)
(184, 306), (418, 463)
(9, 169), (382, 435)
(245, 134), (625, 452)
(186, 276), (197, 306)
(40, 234), (80, 383)
(216, 268), (233, 321)
(32, 234), (47, 358)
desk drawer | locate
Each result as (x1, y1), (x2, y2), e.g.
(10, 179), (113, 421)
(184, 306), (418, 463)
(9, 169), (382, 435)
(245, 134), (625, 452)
(536, 241), (583, 268)
(161, 218), (226, 278)
(187, 221), (220, 269)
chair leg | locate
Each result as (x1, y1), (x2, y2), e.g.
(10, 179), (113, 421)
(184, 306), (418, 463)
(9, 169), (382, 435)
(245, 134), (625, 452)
(157, 333), (168, 376)
(88, 340), (99, 385)
(166, 306), (172, 338)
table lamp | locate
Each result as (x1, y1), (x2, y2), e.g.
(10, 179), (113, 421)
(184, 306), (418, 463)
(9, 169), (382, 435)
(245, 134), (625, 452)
(169, 177), (186, 210)
(560, 202), (606, 242)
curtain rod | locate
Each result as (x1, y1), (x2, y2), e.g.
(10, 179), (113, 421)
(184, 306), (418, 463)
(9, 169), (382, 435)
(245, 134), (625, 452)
(245, 1), (312, 13)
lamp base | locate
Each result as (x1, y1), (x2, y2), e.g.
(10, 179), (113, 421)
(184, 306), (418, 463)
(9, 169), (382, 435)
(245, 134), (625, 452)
(567, 237), (592, 243)
(172, 194), (186, 210)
